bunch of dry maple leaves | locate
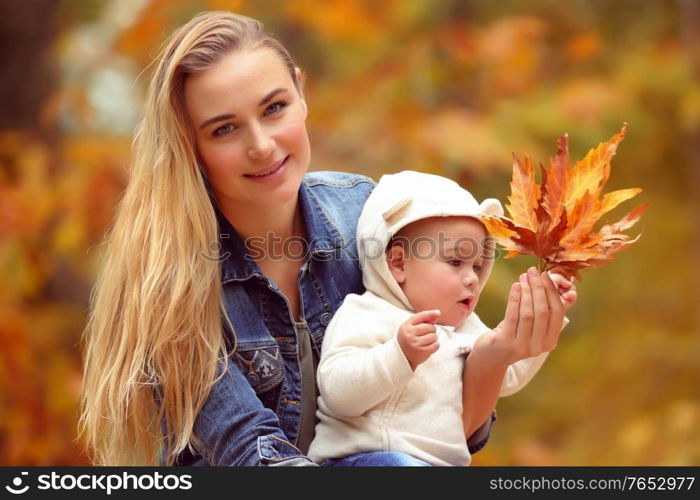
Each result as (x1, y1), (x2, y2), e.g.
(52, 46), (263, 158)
(483, 124), (647, 280)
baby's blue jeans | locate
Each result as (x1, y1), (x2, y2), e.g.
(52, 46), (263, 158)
(322, 451), (431, 467)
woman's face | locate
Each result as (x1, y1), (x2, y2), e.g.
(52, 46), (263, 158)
(185, 47), (310, 209)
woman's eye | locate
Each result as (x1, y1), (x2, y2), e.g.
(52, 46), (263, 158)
(212, 123), (236, 137)
(265, 101), (287, 115)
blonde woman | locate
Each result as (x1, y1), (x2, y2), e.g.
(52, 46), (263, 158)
(80, 11), (500, 466)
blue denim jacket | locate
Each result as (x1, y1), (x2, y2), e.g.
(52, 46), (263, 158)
(175, 171), (494, 466)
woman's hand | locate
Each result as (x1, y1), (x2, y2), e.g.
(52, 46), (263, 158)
(472, 267), (567, 368)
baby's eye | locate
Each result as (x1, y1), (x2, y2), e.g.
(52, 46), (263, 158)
(265, 101), (288, 116)
(473, 263), (482, 273)
(448, 259), (462, 267)
(212, 123), (236, 137)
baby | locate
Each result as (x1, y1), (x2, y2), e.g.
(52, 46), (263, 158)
(307, 170), (575, 466)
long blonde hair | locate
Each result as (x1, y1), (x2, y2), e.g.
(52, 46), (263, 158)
(80, 11), (300, 465)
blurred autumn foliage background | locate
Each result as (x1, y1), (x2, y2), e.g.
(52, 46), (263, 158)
(1, 0), (698, 465)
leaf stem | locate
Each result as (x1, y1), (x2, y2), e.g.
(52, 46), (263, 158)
(539, 259), (554, 274)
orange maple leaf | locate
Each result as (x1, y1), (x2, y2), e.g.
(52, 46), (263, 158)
(482, 124), (648, 280)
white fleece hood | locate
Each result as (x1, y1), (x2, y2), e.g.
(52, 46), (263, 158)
(356, 170), (504, 311)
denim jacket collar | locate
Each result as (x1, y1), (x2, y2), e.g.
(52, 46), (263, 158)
(217, 179), (346, 282)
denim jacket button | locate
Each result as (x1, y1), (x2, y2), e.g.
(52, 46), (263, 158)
(320, 312), (333, 326)
(246, 372), (260, 387)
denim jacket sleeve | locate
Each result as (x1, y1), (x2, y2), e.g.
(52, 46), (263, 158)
(191, 360), (316, 466)
(466, 409), (497, 454)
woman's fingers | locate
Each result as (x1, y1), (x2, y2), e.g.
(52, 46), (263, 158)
(541, 271), (565, 350)
(527, 267), (549, 352)
(541, 270), (563, 317)
(515, 271), (534, 342)
(501, 282), (521, 338)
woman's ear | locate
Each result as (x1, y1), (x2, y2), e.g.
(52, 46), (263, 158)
(295, 67), (308, 118)
(386, 244), (407, 285)
(295, 67), (305, 94)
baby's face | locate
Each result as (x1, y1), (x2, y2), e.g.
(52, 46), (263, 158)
(389, 216), (493, 328)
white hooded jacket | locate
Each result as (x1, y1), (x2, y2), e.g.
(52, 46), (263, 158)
(307, 171), (552, 466)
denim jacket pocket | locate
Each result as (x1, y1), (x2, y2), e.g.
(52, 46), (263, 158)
(234, 342), (285, 408)
(258, 435), (315, 466)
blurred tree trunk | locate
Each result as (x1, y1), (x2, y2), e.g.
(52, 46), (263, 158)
(0, 0), (59, 131)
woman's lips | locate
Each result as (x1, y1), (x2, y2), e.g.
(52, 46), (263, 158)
(244, 155), (289, 178)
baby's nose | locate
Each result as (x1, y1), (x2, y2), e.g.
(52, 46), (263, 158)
(462, 270), (478, 286)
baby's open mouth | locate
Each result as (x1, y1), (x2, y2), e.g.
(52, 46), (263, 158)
(458, 295), (475, 309)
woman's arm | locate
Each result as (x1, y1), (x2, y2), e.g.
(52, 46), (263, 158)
(461, 350), (510, 438)
(461, 269), (567, 437)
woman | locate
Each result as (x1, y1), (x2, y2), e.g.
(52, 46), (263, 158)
(80, 11), (566, 466)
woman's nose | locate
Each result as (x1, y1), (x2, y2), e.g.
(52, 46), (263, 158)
(247, 124), (275, 160)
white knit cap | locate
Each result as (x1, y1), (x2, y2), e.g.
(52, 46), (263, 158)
(356, 170), (504, 311)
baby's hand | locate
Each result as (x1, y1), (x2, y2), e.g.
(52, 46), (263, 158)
(549, 272), (577, 311)
(397, 309), (441, 371)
